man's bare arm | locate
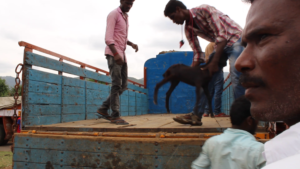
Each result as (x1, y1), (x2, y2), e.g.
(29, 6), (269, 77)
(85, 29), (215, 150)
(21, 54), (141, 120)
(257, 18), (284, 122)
(108, 44), (123, 65)
(127, 41), (139, 52)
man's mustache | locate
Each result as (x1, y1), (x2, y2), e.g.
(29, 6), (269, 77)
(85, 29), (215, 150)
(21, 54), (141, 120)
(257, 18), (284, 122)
(239, 74), (266, 87)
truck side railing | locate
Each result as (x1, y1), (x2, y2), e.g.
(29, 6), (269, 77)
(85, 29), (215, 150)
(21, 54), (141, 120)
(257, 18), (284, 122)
(19, 41), (146, 89)
(19, 41), (149, 127)
(221, 74), (234, 115)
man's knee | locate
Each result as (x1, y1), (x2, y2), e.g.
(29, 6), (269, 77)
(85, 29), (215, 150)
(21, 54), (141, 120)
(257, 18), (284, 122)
(111, 84), (122, 92)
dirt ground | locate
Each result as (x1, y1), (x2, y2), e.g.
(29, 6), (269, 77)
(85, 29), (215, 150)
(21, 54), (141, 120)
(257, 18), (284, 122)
(0, 143), (12, 169)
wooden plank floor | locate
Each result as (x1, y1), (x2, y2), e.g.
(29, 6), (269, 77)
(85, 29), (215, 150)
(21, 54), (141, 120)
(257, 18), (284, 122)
(25, 114), (236, 133)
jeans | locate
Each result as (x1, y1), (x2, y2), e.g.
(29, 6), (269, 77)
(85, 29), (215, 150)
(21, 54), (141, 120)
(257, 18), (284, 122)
(202, 69), (224, 115)
(99, 55), (128, 118)
(195, 38), (245, 118)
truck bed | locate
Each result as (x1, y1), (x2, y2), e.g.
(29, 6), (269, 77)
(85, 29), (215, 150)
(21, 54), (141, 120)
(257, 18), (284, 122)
(24, 114), (257, 133)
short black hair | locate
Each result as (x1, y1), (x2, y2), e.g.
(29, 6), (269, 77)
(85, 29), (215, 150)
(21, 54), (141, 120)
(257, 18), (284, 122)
(230, 96), (251, 126)
(164, 0), (187, 17)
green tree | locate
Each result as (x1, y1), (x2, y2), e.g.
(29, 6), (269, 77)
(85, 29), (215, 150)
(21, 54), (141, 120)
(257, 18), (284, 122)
(9, 85), (22, 96)
(0, 78), (9, 97)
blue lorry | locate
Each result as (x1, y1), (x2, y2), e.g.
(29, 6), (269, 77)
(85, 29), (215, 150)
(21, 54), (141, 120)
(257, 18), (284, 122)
(12, 41), (268, 169)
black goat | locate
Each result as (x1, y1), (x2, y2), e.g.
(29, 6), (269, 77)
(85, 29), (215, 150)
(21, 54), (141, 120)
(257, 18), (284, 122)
(154, 53), (227, 117)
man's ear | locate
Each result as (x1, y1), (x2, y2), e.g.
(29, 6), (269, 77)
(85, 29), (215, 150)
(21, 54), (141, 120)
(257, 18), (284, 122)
(176, 6), (181, 13)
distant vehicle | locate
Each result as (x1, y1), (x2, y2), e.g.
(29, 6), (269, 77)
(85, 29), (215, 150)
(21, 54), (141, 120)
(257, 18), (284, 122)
(0, 97), (21, 145)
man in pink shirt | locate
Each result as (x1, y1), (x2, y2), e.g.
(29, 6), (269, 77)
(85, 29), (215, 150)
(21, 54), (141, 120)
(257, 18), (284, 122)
(97, 0), (138, 125)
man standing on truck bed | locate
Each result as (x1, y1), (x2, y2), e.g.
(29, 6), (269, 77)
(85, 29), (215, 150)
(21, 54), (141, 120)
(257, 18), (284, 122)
(97, 0), (138, 125)
(236, 0), (300, 168)
(164, 0), (245, 125)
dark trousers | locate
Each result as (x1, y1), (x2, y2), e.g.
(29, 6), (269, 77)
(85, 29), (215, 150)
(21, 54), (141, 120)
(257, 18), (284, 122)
(99, 55), (128, 117)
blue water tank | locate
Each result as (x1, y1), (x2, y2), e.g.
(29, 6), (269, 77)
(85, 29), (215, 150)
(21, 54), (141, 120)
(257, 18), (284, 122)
(145, 51), (196, 114)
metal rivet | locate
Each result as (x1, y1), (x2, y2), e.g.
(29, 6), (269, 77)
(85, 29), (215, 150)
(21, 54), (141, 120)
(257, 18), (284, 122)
(25, 164), (27, 166)
(61, 152), (64, 154)
(61, 141), (64, 144)
(60, 165), (63, 167)
(98, 141), (101, 144)
(26, 144), (28, 146)
(155, 156), (158, 159)
(61, 159), (63, 162)
(97, 162), (100, 165)
(98, 147), (101, 150)
(25, 158), (28, 160)
(97, 154), (100, 157)
(155, 150), (158, 152)
(155, 165), (158, 168)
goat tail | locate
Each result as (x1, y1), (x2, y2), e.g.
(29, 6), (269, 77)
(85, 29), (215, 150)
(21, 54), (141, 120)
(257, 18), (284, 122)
(154, 83), (161, 105)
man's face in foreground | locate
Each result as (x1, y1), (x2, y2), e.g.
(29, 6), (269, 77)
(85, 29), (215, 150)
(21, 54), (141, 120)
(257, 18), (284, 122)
(235, 0), (300, 123)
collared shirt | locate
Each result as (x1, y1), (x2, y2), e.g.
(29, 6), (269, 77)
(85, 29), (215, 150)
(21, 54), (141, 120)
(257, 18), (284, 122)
(263, 122), (300, 165)
(192, 128), (266, 169)
(185, 4), (243, 62)
(262, 154), (300, 169)
(105, 7), (129, 62)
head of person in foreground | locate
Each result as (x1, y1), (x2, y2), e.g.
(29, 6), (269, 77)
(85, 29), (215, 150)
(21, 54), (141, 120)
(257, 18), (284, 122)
(230, 96), (258, 135)
(235, 0), (300, 126)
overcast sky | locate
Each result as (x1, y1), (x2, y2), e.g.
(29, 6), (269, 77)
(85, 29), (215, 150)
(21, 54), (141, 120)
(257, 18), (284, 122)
(0, 0), (250, 79)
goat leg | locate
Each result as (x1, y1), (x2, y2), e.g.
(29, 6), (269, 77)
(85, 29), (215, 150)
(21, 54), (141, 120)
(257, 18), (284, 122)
(154, 75), (174, 105)
(193, 85), (202, 118)
(165, 80), (179, 113)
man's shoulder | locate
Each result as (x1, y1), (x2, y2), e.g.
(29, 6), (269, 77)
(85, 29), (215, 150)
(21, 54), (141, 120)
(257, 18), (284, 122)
(193, 4), (214, 10)
(108, 7), (120, 16)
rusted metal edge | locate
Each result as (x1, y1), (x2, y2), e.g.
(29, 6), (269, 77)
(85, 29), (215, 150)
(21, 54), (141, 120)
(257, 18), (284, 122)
(223, 82), (232, 91)
(19, 130), (270, 141)
(18, 41), (145, 88)
(223, 73), (231, 83)
(23, 126), (266, 133)
(23, 126), (228, 133)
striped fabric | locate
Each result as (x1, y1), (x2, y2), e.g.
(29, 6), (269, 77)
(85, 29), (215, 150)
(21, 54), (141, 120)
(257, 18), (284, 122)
(185, 4), (243, 62)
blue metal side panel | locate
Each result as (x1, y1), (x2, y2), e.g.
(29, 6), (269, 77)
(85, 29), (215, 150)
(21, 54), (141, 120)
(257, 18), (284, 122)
(84, 70), (111, 84)
(62, 62), (86, 77)
(23, 116), (61, 126)
(27, 93), (61, 105)
(61, 78), (86, 123)
(127, 83), (148, 94)
(25, 52), (63, 71)
(86, 81), (110, 119)
(13, 134), (203, 169)
(145, 52), (195, 114)
(141, 94), (148, 115)
(14, 162), (99, 169)
(128, 91), (136, 116)
(27, 69), (62, 84)
(63, 77), (85, 88)
(120, 90), (129, 117)
(24, 105), (61, 116)
(136, 93), (142, 116)
(22, 52), (150, 126)
(221, 78), (234, 115)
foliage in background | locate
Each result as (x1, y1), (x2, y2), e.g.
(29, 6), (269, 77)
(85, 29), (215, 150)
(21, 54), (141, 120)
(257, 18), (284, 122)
(0, 78), (9, 97)
(0, 78), (22, 97)
(8, 85), (22, 96)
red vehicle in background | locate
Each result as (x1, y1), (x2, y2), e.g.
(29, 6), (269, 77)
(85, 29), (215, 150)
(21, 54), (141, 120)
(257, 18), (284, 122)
(0, 97), (21, 145)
